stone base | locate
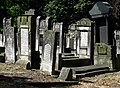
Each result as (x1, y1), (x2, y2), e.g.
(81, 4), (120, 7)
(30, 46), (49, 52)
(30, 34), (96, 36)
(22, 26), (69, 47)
(40, 62), (52, 75)
(16, 58), (31, 69)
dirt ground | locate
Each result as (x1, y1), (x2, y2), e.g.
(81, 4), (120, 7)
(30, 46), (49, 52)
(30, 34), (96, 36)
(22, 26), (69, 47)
(0, 63), (120, 88)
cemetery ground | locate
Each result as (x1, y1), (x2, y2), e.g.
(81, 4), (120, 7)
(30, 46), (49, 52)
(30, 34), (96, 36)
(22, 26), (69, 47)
(0, 63), (120, 88)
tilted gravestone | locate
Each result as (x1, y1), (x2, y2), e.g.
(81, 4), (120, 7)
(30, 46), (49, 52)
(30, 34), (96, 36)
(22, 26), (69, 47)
(40, 30), (57, 75)
(3, 18), (15, 63)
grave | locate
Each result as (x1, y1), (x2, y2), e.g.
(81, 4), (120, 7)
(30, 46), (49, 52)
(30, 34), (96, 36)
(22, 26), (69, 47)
(75, 18), (91, 58)
(114, 30), (120, 70)
(3, 18), (15, 63)
(94, 43), (113, 69)
(40, 30), (57, 75)
(17, 9), (40, 69)
(89, 2), (117, 69)
(16, 25), (30, 65)
(53, 22), (63, 70)
(39, 17), (51, 59)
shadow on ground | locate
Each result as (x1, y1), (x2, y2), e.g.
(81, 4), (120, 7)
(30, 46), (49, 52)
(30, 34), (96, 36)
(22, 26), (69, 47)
(0, 75), (77, 88)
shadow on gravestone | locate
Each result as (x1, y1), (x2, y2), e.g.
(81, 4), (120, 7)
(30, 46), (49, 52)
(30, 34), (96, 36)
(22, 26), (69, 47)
(40, 30), (57, 75)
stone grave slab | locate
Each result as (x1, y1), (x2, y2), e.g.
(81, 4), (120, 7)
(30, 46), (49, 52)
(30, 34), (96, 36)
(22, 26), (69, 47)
(5, 27), (15, 63)
(94, 43), (112, 69)
(58, 67), (72, 81)
(40, 30), (56, 75)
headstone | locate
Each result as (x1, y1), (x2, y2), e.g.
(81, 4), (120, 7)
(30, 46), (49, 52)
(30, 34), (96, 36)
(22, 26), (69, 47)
(20, 25), (29, 55)
(40, 30), (56, 75)
(16, 25), (30, 65)
(94, 43), (112, 69)
(58, 67), (72, 81)
(5, 27), (15, 63)
(114, 30), (120, 54)
(53, 22), (63, 70)
(35, 16), (41, 51)
(3, 18), (15, 63)
(39, 17), (51, 59)
(0, 34), (3, 46)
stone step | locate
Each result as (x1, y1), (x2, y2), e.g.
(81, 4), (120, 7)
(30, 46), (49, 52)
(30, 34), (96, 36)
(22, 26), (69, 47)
(61, 58), (91, 68)
(71, 64), (109, 74)
(73, 69), (109, 79)
(61, 56), (79, 59)
(61, 53), (75, 56)
(58, 65), (110, 81)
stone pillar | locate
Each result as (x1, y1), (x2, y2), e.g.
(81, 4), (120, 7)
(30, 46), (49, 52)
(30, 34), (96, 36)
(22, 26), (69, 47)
(53, 22), (63, 70)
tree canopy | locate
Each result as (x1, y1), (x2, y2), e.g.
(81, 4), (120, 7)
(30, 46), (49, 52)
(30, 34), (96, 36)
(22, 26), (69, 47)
(0, 0), (120, 29)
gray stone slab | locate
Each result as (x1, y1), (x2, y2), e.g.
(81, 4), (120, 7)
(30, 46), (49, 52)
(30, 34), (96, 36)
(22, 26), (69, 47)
(4, 22), (15, 63)
(58, 67), (72, 81)
(40, 30), (56, 75)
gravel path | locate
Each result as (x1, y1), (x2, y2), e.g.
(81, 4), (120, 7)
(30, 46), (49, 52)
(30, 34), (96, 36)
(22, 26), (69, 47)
(0, 63), (120, 88)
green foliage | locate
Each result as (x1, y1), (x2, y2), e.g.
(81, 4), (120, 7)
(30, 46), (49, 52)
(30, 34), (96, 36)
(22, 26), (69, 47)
(74, 0), (92, 10)
(8, 5), (21, 17)
(43, 0), (93, 27)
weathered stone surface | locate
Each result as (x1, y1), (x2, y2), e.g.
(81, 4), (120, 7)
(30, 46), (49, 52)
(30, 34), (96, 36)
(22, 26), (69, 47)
(94, 43), (112, 69)
(58, 67), (72, 81)
(40, 30), (56, 75)
(53, 22), (63, 70)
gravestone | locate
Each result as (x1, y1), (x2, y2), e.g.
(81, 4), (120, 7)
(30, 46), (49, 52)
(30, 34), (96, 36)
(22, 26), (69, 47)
(3, 18), (15, 63)
(58, 67), (72, 81)
(94, 43), (112, 69)
(16, 25), (30, 65)
(89, 1), (112, 44)
(40, 30), (56, 75)
(39, 17), (51, 59)
(53, 22), (63, 70)
(114, 30), (120, 54)
(0, 34), (3, 46)
(35, 16), (41, 51)
(5, 27), (15, 63)
(76, 18), (91, 57)
(114, 30), (120, 70)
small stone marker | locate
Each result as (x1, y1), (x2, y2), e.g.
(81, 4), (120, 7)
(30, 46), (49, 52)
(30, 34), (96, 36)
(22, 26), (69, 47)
(58, 67), (72, 81)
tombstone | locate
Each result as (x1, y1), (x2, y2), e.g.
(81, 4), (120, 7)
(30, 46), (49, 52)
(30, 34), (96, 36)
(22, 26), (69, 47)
(114, 30), (120, 70)
(40, 30), (57, 75)
(58, 67), (72, 81)
(89, 2), (117, 69)
(0, 34), (3, 46)
(76, 18), (91, 58)
(114, 30), (120, 54)
(35, 16), (41, 51)
(53, 22), (63, 70)
(16, 25), (30, 65)
(39, 17), (51, 59)
(89, 1), (112, 44)
(3, 18), (16, 63)
(94, 43), (113, 69)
